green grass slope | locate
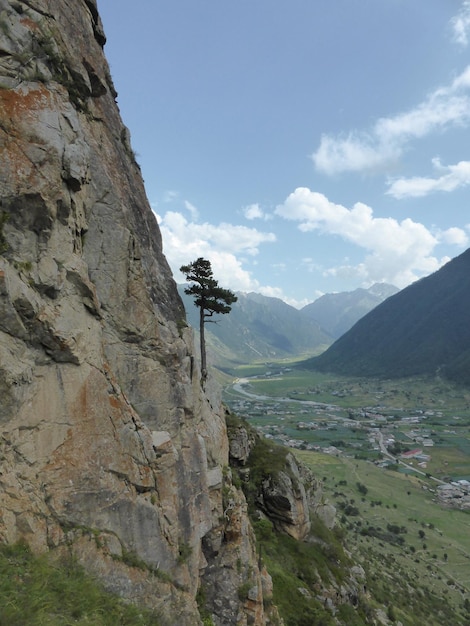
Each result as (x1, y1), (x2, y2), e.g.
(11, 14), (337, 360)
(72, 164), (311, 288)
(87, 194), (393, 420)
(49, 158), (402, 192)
(295, 450), (470, 626)
(0, 542), (161, 626)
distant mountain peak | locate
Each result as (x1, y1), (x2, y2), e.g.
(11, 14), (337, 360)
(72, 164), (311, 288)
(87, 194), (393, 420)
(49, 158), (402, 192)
(301, 283), (399, 339)
(367, 282), (399, 298)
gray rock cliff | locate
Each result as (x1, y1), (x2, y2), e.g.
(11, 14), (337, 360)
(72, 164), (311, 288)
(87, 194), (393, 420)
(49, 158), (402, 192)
(0, 1), (276, 623)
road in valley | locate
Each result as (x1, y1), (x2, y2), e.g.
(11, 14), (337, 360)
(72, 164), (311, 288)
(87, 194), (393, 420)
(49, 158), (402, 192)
(231, 377), (447, 485)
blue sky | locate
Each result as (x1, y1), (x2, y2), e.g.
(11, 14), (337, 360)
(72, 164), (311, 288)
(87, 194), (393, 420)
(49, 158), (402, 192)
(98, 1), (470, 307)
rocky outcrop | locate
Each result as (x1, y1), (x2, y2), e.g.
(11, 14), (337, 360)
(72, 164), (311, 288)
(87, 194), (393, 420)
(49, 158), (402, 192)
(201, 477), (278, 626)
(227, 418), (321, 542)
(225, 418), (372, 622)
(257, 453), (312, 541)
(228, 420), (256, 466)
(0, 1), (273, 624)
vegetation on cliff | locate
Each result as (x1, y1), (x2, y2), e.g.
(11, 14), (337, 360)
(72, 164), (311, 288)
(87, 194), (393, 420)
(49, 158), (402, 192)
(0, 542), (161, 625)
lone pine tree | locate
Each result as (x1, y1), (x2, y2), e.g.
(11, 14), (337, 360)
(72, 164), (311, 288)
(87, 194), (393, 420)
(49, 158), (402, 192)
(180, 257), (237, 384)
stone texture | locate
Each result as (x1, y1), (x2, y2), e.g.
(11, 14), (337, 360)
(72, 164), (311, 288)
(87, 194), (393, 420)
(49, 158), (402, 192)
(0, 1), (268, 623)
(228, 421), (322, 542)
(229, 423), (256, 465)
(200, 482), (282, 626)
(257, 453), (311, 541)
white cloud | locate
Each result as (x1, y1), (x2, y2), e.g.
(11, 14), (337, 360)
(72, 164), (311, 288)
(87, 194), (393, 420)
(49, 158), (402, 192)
(386, 158), (470, 198)
(253, 283), (311, 309)
(312, 66), (470, 175)
(243, 203), (272, 221)
(158, 211), (276, 256)
(322, 256), (446, 290)
(163, 190), (179, 203)
(198, 250), (261, 292)
(282, 295), (312, 310)
(312, 132), (400, 175)
(275, 187), (455, 287)
(243, 203), (264, 220)
(155, 210), (277, 292)
(184, 200), (199, 220)
(438, 226), (469, 246)
(301, 257), (322, 274)
(452, 1), (470, 46)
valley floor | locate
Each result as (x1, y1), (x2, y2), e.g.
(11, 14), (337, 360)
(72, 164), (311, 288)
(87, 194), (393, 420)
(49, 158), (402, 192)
(222, 364), (470, 624)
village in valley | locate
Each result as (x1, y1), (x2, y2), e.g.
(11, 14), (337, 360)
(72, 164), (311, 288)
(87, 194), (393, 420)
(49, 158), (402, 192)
(223, 367), (470, 511)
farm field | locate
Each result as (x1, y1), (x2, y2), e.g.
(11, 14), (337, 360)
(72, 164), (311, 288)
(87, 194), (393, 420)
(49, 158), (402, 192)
(224, 363), (470, 412)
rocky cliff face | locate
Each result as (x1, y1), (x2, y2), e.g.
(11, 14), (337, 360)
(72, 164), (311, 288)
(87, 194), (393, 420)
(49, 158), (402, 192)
(0, 1), (284, 624)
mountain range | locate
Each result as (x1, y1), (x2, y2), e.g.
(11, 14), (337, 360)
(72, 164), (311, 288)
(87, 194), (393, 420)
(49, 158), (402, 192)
(308, 247), (470, 386)
(301, 282), (398, 339)
(178, 283), (398, 368)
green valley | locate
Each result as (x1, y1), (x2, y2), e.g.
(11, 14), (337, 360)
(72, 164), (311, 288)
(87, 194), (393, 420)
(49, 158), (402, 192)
(223, 364), (470, 482)
(222, 362), (470, 623)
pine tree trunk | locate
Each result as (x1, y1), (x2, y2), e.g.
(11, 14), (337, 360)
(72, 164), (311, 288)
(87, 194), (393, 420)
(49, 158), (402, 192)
(199, 307), (207, 384)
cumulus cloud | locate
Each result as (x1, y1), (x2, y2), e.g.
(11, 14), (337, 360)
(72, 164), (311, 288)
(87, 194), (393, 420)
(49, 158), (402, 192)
(155, 210), (277, 292)
(243, 203), (272, 221)
(322, 257), (446, 290)
(243, 203), (264, 220)
(386, 158), (470, 198)
(312, 65), (470, 175)
(275, 187), (455, 287)
(312, 132), (400, 175)
(452, 0), (470, 46)
(438, 226), (469, 246)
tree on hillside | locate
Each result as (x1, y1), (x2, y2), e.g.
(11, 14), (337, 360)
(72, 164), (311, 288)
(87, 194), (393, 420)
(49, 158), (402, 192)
(180, 257), (237, 384)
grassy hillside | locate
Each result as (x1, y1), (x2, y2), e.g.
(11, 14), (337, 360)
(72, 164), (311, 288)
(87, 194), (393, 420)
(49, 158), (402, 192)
(295, 450), (470, 625)
(225, 402), (470, 625)
(226, 412), (376, 626)
(223, 362), (470, 623)
(0, 542), (161, 625)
